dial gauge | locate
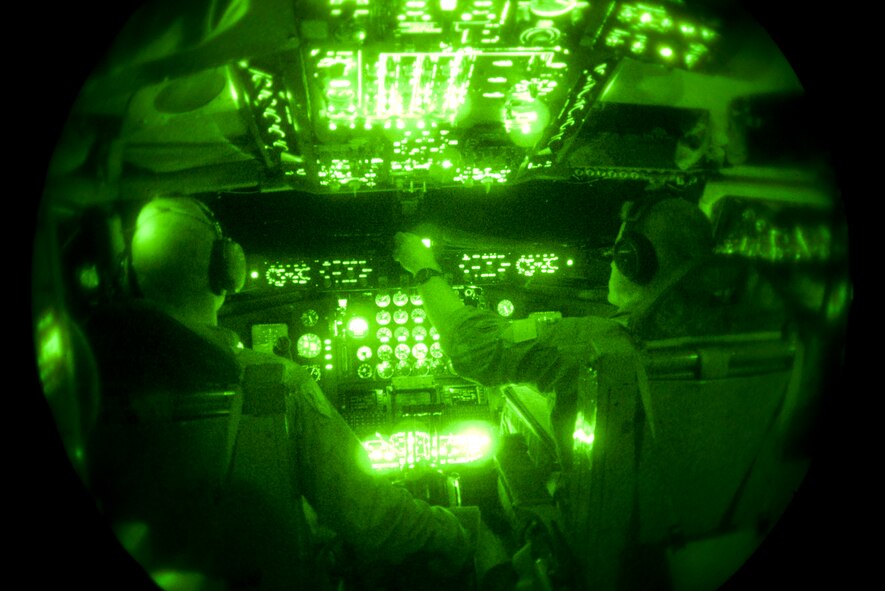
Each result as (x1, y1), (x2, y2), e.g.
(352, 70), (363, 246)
(376, 361), (394, 379)
(412, 343), (428, 360)
(410, 293), (424, 306)
(394, 327), (410, 342)
(497, 299), (515, 317)
(411, 325), (427, 341)
(297, 333), (323, 358)
(395, 344), (411, 360)
(392, 291), (409, 306)
(410, 308), (426, 323)
(377, 345), (393, 362)
(301, 309), (319, 327)
(357, 363), (374, 379)
(395, 360), (412, 376)
(375, 310), (392, 326)
(393, 309), (409, 325)
(430, 342), (443, 359)
(376, 327), (393, 342)
(375, 293), (391, 308)
(413, 359), (431, 376)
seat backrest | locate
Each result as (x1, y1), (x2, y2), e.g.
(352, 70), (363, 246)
(562, 328), (806, 591)
(83, 302), (320, 590)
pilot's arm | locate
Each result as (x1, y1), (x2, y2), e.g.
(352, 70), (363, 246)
(393, 231), (618, 389)
(281, 362), (473, 571)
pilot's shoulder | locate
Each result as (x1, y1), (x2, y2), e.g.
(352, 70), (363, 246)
(235, 349), (335, 417)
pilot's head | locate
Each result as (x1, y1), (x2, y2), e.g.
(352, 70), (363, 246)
(608, 198), (714, 311)
(130, 197), (245, 326)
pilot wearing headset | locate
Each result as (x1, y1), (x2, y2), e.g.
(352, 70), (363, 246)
(393, 197), (715, 470)
(102, 197), (474, 589)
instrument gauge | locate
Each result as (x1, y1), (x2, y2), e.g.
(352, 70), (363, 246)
(497, 299), (515, 317)
(357, 363), (374, 379)
(376, 361), (394, 380)
(395, 360), (412, 376)
(413, 359), (431, 376)
(410, 293), (423, 306)
(410, 308), (426, 323)
(376, 327), (393, 342)
(430, 342), (443, 359)
(375, 310), (392, 326)
(375, 293), (391, 308)
(301, 309), (320, 327)
(377, 345), (393, 362)
(392, 291), (409, 307)
(395, 344), (411, 360)
(412, 343), (428, 360)
(297, 333), (323, 358)
(394, 327), (410, 342)
(411, 325), (427, 341)
(356, 346), (373, 362)
(393, 309), (409, 325)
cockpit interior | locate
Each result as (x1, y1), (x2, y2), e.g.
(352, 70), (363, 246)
(31, 1), (851, 589)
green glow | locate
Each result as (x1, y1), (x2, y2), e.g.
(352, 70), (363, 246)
(496, 299), (514, 317)
(297, 333), (323, 358)
(516, 253), (559, 277)
(250, 270), (259, 279)
(573, 428), (595, 445)
(659, 46), (673, 58)
(362, 422), (494, 470)
(348, 317), (369, 337)
(530, 0), (577, 18)
(566, 259), (573, 266)
(357, 346), (373, 361)
(325, 363), (334, 370)
(573, 410), (596, 451)
(412, 343), (428, 359)
(421, 238), (432, 247)
(826, 281), (852, 322)
(441, 0), (457, 10)
(36, 310), (65, 394)
(78, 265), (100, 289)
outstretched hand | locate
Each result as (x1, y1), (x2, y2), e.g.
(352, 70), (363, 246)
(393, 232), (441, 276)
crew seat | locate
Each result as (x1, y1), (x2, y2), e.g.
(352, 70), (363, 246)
(493, 255), (818, 591)
(564, 256), (814, 591)
(83, 301), (322, 591)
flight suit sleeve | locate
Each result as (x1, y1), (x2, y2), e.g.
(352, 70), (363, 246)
(282, 365), (473, 571)
(440, 307), (609, 397)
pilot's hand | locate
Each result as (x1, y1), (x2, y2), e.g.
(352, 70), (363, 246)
(393, 232), (441, 276)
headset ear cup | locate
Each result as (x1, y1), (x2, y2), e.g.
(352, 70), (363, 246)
(614, 232), (658, 286)
(209, 238), (247, 295)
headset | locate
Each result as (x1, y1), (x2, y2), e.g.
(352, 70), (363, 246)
(612, 200), (659, 286)
(124, 199), (246, 298)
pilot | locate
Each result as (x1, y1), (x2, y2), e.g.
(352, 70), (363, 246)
(93, 197), (474, 589)
(393, 197), (715, 469)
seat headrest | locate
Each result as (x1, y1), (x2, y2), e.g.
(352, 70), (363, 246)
(85, 300), (241, 397)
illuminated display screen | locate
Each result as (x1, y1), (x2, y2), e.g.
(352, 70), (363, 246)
(362, 423), (495, 471)
(227, 0), (722, 194)
(456, 251), (564, 281)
